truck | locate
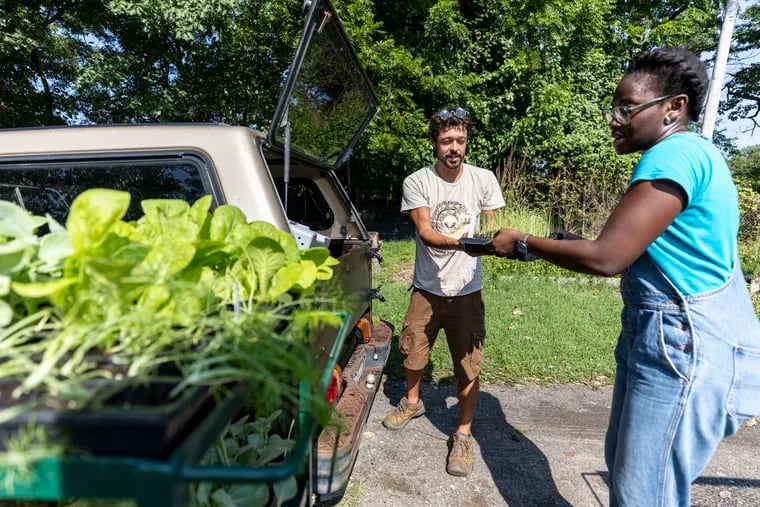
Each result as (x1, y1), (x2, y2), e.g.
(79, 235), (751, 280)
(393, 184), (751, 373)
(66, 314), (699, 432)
(0, 0), (390, 505)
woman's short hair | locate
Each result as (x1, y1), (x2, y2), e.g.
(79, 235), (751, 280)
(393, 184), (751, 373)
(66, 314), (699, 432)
(626, 46), (709, 123)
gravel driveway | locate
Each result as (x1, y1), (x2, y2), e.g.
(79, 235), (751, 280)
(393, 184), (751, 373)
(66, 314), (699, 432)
(340, 378), (760, 507)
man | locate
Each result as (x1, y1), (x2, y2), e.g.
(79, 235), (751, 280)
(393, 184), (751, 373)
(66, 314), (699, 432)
(382, 106), (505, 477)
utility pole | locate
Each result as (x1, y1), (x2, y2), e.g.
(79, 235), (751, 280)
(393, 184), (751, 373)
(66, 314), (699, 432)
(702, 0), (740, 139)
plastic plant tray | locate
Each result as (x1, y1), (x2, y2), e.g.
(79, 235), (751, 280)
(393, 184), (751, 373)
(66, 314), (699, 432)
(0, 380), (216, 459)
(459, 236), (495, 255)
(0, 312), (353, 506)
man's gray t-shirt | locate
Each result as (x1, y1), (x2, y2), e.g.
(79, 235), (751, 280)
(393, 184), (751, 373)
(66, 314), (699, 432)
(401, 163), (505, 297)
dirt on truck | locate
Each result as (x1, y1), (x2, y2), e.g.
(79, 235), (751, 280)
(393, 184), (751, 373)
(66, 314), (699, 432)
(0, 0), (389, 505)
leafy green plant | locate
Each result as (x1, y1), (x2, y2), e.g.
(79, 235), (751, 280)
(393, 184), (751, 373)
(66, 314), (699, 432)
(0, 188), (343, 428)
(193, 411), (297, 507)
(0, 201), (70, 328)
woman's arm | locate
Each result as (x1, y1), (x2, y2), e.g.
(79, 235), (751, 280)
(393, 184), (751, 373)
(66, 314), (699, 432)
(490, 180), (686, 276)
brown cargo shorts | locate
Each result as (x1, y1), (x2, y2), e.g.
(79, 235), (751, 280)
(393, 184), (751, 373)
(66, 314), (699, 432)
(398, 287), (485, 384)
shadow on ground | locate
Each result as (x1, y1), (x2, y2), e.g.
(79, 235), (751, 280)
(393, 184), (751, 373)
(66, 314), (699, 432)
(382, 379), (572, 506)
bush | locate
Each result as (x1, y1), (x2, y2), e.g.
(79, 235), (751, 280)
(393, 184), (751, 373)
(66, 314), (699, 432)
(737, 180), (760, 242)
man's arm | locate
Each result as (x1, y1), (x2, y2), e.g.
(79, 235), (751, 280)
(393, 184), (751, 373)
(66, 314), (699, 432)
(409, 207), (463, 250)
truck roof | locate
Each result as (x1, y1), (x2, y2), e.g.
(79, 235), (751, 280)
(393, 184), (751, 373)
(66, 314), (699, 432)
(0, 123), (292, 230)
(0, 123), (263, 156)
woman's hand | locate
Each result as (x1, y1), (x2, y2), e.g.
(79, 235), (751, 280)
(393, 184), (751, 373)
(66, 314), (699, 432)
(489, 228), (523, 257)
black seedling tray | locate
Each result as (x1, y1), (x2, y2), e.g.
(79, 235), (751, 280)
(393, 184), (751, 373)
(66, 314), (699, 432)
(459, 237), (495, 255)
(460, 236), (540, 261)
(0, 380), (216, 458)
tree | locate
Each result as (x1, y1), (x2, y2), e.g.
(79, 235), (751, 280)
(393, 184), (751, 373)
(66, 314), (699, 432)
(730, 144), (760, 189)
(723, 3), (760, 135)
(0, 1), (304, 126)
(0, 1), (101, 126)
(75, 0), (302, 125)
(0, 0), (729, 226)
(339, 0), (723, 218)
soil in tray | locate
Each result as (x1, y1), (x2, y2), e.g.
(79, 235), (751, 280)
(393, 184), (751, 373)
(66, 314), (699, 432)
(0, 380), (216, 459)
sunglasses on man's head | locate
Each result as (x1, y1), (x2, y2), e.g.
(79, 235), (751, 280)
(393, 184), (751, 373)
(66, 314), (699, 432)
(438, 107), (468, 120)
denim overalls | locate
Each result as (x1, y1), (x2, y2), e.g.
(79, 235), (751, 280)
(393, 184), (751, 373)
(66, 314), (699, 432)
(606, 252), (760, 506)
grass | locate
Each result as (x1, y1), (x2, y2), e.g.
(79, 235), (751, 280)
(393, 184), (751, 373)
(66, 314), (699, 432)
(339, 480), (369, 506)
(476, 203), (554, 238)
(374, 239), (621, 386)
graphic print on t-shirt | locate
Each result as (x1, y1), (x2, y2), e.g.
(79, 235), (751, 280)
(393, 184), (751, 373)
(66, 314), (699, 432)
(431, 201), (471, 238)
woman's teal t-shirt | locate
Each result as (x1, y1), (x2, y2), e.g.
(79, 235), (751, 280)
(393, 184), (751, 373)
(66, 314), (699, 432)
(629, 132), (739, 295)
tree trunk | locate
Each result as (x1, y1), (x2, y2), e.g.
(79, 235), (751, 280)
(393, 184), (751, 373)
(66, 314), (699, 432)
(703, 0), (740, 139)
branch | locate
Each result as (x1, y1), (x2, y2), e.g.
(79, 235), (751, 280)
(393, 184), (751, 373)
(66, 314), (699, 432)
(29, 49), (56, 124)
(42, 3), (66, 26)
(663, 6), (689, 23)
(733, 93), (760, 108)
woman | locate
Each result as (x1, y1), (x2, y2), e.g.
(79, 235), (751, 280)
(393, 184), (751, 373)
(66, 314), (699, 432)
(490, 46), (760, 506)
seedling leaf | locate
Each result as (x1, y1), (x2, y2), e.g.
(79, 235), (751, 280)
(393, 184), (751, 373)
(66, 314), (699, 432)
(66, 189), (130, 254)
(0, 201), (47, 238)
(226, 484), (269, 507)
(272, 476), (298, 506)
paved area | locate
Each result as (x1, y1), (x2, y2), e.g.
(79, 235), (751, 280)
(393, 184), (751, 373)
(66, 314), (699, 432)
(342, 378), (760, 506)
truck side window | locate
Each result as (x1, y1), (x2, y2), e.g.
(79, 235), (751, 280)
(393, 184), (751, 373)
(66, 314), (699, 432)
(273, 177), (334, 231)
(0, 159), (211, 224)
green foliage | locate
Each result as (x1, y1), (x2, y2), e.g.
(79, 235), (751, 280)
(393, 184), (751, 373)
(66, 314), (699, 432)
(739, 239), (760, 279)
(736, 177), (760, 245)
(730, 144), (760, 191)
(0, 0), (736, 225)
(343, 0), (722, 206)
(193, 411), (298, 507)
(0, 190), (342, 424)
(0, 1), (87, 126)
(107, 0), (237, 42)
(73, 0), (302, 124)
(475, 204), (552, 239)
(736, 168), (760, 279)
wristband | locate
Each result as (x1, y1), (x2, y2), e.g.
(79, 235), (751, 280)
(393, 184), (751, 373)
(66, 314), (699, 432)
(517, 234), (530, 255)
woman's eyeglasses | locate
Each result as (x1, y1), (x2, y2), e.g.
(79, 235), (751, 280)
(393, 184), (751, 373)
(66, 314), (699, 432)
(602, 95), (674, 126)
(438, 107), (468, 120)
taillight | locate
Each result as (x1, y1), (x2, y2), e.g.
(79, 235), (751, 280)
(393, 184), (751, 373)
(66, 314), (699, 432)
(356, 315), (372, 343)
(326, 366), (342, 406)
